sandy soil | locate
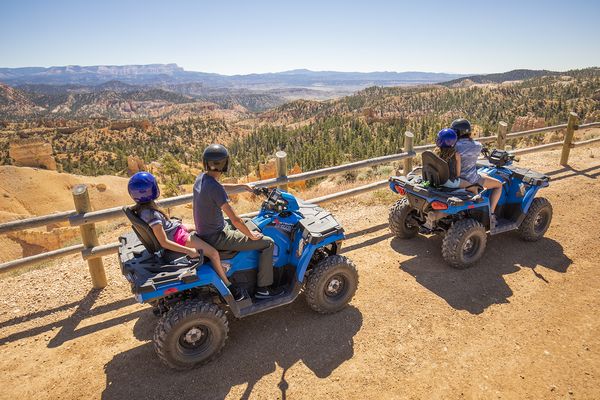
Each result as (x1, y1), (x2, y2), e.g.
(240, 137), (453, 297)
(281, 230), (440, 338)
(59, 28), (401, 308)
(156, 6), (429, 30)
(0, 144), (599, 400)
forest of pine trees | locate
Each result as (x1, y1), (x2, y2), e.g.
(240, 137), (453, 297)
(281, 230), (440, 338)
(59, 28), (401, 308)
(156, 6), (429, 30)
(1, 69), (598, 177)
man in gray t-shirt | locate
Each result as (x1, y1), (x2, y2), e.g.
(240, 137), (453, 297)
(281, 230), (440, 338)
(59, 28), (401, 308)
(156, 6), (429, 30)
(193, 173), (228, 236)
(455, 138), (483, 184)
(193, 144), (283, 299)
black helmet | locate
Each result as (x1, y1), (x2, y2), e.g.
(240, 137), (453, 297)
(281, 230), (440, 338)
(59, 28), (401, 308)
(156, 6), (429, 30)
(202, 144), (229, 172)
(451, 118), (472, 138)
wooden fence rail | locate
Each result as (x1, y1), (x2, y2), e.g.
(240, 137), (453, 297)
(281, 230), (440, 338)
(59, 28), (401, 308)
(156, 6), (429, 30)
(1, 112), (599, 284)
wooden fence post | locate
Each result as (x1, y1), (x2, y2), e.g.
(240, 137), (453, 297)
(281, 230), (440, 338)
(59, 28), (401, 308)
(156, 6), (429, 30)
(403, 131), (414, 174)
(560, 112), (579, 166)
(72, 184), (107, 289)
(496, 121), (508, 149)
(276, 150), (288, 191)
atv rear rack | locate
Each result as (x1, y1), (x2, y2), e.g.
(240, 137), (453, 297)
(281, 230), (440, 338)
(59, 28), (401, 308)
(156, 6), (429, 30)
(118, 232), (200, 295)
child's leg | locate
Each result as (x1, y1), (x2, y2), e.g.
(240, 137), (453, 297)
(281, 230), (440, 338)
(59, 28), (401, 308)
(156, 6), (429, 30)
(479, 174), (502, 213)
(187, 235), (232, 286)
(459, 179), (478, 194)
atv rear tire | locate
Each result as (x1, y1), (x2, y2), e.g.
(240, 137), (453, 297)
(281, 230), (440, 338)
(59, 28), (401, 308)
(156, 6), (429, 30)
(306, 255), (358, 314)
(518, 197), (552, 241)
(442, 218), (487, 269)
(154, 299), (228, 370)
(389, 198), (418, 239)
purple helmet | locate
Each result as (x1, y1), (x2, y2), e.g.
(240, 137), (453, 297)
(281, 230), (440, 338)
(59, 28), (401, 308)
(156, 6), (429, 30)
(128, 172), (160, 203)
(435, 128), (458, 149)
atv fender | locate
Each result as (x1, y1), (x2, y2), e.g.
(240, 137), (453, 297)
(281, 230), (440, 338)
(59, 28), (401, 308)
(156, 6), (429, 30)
(137, 264), (231, 303)
(521, 185), (542, 214)
(295, 233), (345, 282)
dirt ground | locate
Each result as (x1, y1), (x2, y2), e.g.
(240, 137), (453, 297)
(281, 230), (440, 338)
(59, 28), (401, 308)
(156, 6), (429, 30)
(1, 144), (599, 400)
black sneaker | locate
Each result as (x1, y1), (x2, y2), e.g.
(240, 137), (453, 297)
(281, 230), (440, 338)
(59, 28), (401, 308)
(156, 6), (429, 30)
(255, 286), (284, 299)
(490, 213), (498, 228)
(229, 285), (247, 302)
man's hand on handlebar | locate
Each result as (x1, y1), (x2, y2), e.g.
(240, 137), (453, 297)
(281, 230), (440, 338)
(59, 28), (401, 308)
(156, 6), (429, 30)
(252, 187), (270, 197)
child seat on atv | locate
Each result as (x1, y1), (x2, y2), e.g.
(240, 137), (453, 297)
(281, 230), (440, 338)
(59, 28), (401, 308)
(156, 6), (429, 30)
(119, 207), (202, 295)
(123, 207), (175, 260)
(421, 150), (450, 187)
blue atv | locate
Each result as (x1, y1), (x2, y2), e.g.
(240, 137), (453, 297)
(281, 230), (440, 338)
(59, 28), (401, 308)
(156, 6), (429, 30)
(118, 187), (358, 370)
(388, 148), (553, 268)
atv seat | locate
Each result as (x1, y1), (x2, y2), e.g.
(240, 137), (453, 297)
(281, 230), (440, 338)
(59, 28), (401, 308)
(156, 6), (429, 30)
(421, 150), (450, 187)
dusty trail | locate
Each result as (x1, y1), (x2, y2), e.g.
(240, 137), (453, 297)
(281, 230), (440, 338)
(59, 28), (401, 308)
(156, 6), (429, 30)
(1, 144), (599, 400)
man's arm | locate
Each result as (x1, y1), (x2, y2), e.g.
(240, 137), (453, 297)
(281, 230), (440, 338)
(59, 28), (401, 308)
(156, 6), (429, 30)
(222, 183), (254, 194)
(221, 202), (262, 240)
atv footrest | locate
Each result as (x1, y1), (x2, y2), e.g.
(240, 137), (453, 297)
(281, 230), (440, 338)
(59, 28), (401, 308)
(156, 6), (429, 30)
(490, 218), (520, 235)
(235, 283), (300, 318)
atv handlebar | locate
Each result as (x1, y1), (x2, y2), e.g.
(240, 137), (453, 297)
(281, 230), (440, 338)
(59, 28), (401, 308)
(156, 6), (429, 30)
(252, 187), (289, 213)
(481, 147), (516, 167)
(252, 187), (271, 197)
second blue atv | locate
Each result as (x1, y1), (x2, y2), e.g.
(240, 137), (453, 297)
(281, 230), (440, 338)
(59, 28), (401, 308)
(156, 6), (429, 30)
(388, 148), (553, 268)
(118, 187), (358, 370)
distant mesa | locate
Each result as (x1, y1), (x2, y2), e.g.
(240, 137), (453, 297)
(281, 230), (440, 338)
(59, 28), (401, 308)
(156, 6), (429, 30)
(442, 69), (567, 87)
(0, 63), (466, 86)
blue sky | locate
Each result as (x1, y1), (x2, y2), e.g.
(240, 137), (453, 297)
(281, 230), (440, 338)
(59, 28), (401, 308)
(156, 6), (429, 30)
(1, 0), (599, 75)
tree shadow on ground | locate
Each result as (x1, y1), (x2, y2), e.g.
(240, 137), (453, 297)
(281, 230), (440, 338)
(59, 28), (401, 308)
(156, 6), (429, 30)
(391, 233), (572, 314)
(341, 222), (393, 254)
(0, 291), (138, 346)
(102, 302), (362, 400)
(544, 164), (600, 181)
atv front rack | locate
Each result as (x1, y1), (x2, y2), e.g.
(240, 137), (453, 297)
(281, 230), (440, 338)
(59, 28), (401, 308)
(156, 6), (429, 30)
(299, 203), (344, 244)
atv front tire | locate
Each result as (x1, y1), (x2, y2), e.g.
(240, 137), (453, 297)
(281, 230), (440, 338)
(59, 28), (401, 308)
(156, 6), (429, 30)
(306, 255), (358, 314)
(518, 197), (552, 241)
(389, 198), (418, 239)
(154, 299), (228, 370)
(442, 218), (487, 269)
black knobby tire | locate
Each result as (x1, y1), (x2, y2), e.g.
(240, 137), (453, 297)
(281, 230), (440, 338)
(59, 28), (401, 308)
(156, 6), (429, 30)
(442, 218), (487, 269)
(389, 198), (418, 239)
(305, 255), (359, 314)
(518, 197), (553, 242)
(154, 299), (228, 370)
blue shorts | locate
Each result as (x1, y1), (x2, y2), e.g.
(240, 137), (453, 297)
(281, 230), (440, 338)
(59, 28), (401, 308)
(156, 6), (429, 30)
(442, 178), (461, 189)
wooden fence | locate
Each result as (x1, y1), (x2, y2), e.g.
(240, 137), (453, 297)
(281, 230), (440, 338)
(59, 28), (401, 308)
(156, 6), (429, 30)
(1, 112), (599, 288)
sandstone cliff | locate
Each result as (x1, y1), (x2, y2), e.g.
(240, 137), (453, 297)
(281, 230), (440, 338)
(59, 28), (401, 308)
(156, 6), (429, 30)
(9, 139), (57, 170)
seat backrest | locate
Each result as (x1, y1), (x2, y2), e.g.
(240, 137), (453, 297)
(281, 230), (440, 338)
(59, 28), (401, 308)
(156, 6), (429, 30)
(421, 150), (450, 187)
(123, 206), (164, 256)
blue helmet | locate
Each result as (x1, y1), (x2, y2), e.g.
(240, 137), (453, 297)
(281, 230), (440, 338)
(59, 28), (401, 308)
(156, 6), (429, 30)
(128, 172), (160, 203)
(436, 128), (458, 148)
